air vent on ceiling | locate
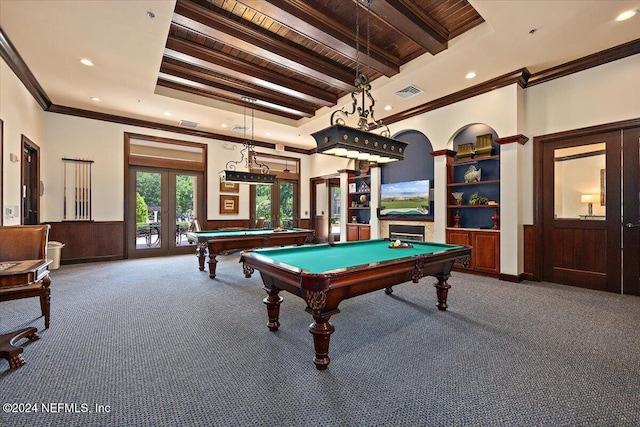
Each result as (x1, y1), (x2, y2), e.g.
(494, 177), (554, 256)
(178, 120), (199, 129)
(231, 125), (249, 132)
(394, 85), (423, 99)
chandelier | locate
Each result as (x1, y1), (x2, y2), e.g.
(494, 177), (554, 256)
(220, 97), (276, 185)
(312, 0), (407, 163)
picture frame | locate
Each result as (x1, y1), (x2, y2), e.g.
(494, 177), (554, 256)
(600, 169), (606, 206)
(219, 195), (239, 214)
(220, 179), (239, 193)
(348, 183), (356, 193)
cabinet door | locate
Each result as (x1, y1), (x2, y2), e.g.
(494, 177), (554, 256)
(472, 231), (500, 273)
(447, 229), (472, 268)
(446, 229), (471, 246)
(359, 225), (371, 240)
(346, 224), (359, 241)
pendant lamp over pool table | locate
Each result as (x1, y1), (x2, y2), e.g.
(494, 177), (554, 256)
(312, 0), (407, 163)
(220, 97), (277, 185)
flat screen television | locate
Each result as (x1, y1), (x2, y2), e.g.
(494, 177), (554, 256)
(380, 179), (430, 217)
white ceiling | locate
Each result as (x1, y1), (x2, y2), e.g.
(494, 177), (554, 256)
(1, 0), (639, 150)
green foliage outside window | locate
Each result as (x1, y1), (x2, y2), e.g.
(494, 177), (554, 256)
(136, 192), (148, 224)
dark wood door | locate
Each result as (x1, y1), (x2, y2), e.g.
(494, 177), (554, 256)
(21, 137), (39, 225)
(622, 127), (640, 295)
(538, 122), (640, 295)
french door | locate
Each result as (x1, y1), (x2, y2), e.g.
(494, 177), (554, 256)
(250, 179), (298, 229)
(128, 167), (204, 258)
(538, 122), (640, 295)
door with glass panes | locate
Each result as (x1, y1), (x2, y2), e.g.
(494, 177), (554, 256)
(539, 123), (640, 295)
(251, 180), (298, 229)
(128, 167), (203, 257)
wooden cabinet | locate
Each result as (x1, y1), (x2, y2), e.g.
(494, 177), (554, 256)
(447, 228), (500, 275)
(347, 168), (371, 240)
(347, 224), (370, 241)
(446, 138), (501, 275)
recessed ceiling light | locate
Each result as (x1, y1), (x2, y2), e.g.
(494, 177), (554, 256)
(266, 132), (272, 136)
(90, 97), (100, 102)
(221, 123), (228, 128)
(384, 105), (392, 111)
(163, 112), (171, 116)
(465, 72), (477, 79)
(80, 58), (94, 67)
(616, 10), (637, 21)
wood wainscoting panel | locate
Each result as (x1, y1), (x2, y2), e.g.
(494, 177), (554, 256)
(48, 221), (124, 264)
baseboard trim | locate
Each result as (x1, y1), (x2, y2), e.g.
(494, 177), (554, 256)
(499, 273), (524, 283)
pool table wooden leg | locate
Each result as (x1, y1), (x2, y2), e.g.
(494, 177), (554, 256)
(207, 254), (219, 279)
(309, 314), (335, 370)
(433, 273), (452, 311)
(263, 288), (283, 331)
(195, 243), (207, 271)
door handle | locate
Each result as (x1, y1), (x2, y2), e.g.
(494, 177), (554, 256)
(625, 222), (640, 228)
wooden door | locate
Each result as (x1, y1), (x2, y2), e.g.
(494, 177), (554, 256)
(536, 122), (640, 294)
(622, 127), (640, 295)
(21, 136), (40, 225)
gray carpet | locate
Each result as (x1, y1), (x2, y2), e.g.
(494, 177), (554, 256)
(1, 253), (639, 426)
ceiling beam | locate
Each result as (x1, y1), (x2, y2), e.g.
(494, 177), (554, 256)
(254, 0), (399, 77)
(164, 36), (337, 107)
(173, 0), (355, 92)
(159, 60), (318, 116)
(156, 77), (309, 120)
(366, 0), (449, 55)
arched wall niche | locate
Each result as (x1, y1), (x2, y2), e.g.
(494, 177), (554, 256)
(449, 123), (500, 155)
(381, 129), (434, 183)
(380, 129), (434, 219)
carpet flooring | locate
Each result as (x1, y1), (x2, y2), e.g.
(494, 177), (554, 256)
(1, 253), (639, 426)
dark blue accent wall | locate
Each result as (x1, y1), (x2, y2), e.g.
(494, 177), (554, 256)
(381, 130), (434, 219)
(381, 130), (434, 183)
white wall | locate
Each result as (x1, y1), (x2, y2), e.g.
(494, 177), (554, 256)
(522, 54), (640, 224)
(1, 60), (46, 225)
(42, 113), (334, 222)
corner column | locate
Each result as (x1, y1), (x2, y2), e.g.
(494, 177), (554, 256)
(496, 135), (529, 281)
(430, 150), (456, 243)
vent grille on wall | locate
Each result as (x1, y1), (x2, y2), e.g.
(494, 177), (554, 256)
(394, 85), (423, 99)
(178, 120), (199, 128)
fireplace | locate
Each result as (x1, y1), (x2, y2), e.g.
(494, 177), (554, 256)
(388, 225), (425, 242)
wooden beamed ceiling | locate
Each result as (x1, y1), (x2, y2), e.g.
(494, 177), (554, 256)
(158, 0), (484, 120)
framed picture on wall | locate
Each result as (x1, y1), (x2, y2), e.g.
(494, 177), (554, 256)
(220, 179), (239, 193)
(220, 195), (239, 214)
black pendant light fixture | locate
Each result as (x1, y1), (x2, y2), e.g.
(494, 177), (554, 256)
(220, 97), (277, 185)
(312, 0), (407, 163)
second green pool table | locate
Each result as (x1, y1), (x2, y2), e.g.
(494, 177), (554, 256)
(186, 227), (314, 278)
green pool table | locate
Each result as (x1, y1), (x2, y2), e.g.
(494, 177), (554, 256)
(240, 238), (471, 370)
(186, 228), (314, 278)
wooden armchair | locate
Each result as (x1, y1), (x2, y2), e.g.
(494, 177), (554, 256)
(0, 225), (52, 328)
